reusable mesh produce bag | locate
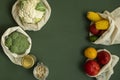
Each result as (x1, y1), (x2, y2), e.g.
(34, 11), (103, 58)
(92, 7), (120, 45)
(88, 49), (119, 80)
(1, 27), (32, 65)
(12, 0), (51, 31)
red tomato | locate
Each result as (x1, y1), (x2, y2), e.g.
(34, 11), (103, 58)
(98, 30), (106, 36)
(89, 24), (100, 35)
(84, 60), (100, 76)
(97, 51), (110, 65)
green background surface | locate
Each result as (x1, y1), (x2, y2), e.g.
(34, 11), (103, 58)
(0, 0), (120, 80)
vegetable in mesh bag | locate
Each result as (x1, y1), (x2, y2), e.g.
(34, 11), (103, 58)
(89, 7), (120, 45)
(12, 0), (51, 31)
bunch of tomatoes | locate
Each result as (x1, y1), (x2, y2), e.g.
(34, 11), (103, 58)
(83, 47), (111, 76)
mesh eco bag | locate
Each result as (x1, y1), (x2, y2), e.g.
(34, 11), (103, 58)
(92, 7), (120, 45)
(88, 49), (119, 80)
(1, 27), (32, 65)
(12, 0), (51, 31)
(96, 55), (119, 80)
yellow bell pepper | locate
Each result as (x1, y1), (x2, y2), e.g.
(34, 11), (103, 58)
(95, 20), (109, 30)
(87, 11), (103, 22)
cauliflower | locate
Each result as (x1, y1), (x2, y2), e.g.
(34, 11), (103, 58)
(18, 0), (46, 24)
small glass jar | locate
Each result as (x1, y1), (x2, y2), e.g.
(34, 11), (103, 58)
(33, 63), (49, 80)
(21, 54), (36, 69)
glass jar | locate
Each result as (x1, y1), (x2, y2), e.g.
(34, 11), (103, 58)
(21, 54), (36, 69)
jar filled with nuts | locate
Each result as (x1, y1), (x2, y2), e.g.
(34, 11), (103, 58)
(33, 63), (49, 80)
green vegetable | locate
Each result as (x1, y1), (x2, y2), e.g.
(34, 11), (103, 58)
(19, 0), (27, 9)
(89, 35), (99, 42)
(5, 31), (30, 54)
(35, 2), (46, 11)
(34, 18), (41, 23)
(5, 37), (12, 48)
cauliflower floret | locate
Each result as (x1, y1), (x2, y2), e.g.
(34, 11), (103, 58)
(18, 0), (45, 23)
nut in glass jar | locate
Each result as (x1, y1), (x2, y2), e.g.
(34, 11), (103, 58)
(33, 63), (49, 80)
